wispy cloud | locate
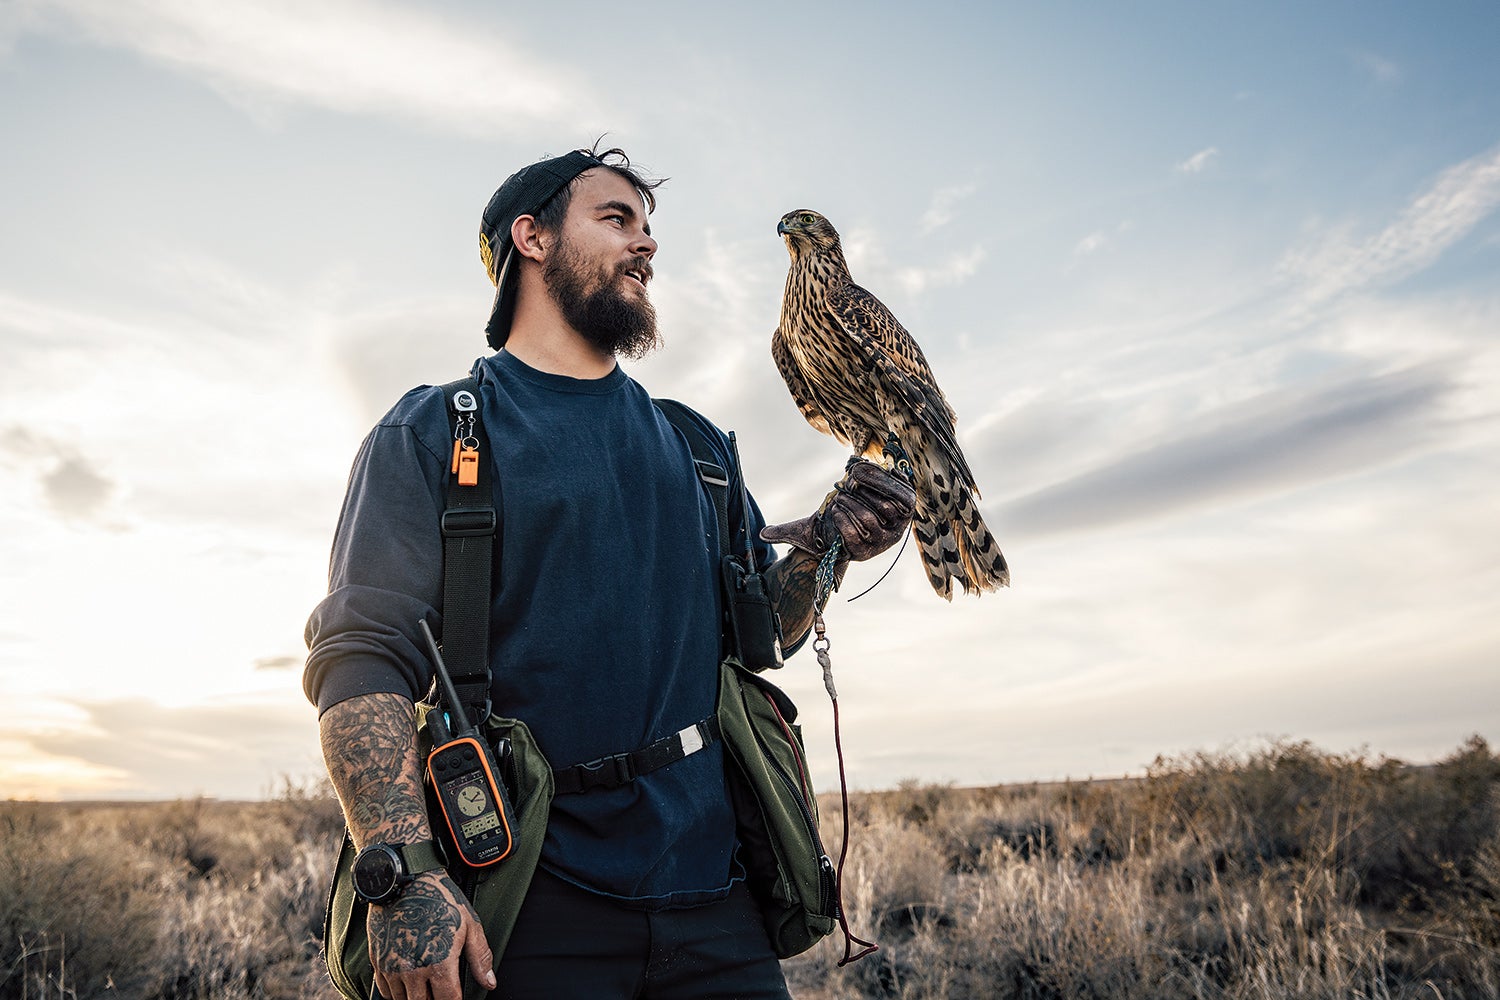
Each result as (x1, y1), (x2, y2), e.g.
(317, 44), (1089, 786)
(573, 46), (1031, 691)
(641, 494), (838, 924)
(1279, 143), (1500, 311)
(1176, 147), (1220, 174)
(21, 0), (609, 135)
(1074, 231), (1109, 256)
(1003, 365), (1456, 538)
(920, 182), (979, 234)
(1072, 221), (1132, 259)
(21, 697), (320, 799)
(898, 245), (986, 295)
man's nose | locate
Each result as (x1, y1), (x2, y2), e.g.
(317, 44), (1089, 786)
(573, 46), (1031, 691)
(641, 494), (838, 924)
(632, 231), (658, 258)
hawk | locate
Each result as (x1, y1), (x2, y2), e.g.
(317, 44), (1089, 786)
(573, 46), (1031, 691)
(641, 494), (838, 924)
(772, 209), (1009, 600)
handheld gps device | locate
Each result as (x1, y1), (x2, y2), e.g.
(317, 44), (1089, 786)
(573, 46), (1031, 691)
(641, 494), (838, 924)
(418, 619), (518, 869)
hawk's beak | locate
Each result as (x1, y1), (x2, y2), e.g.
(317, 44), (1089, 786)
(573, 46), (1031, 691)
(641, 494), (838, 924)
(776, 219), (791, 236)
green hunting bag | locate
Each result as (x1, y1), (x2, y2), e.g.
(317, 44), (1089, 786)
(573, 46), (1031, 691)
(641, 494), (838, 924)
(654, 394), (841, 959)
(322, 706), (554, 1000)
(717, 653), (839, 957)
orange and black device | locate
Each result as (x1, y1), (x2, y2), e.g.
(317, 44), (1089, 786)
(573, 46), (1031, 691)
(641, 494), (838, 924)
(418, 620), (517, 869)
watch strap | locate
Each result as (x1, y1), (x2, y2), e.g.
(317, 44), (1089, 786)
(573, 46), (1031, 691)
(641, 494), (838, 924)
(398, 840), (445, 877)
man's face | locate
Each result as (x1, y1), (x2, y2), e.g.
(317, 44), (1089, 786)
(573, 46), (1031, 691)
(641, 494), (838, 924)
(542, 168), (660, 360)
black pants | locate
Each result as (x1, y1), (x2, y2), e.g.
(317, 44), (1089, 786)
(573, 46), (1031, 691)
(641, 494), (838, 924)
(491, 869), (791, 999)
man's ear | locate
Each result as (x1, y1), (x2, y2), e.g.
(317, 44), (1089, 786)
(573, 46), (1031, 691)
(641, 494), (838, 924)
(511, 215), (546, 263)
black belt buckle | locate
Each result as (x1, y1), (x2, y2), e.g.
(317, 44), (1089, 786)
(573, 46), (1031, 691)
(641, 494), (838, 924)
(572, 753), (635, 792)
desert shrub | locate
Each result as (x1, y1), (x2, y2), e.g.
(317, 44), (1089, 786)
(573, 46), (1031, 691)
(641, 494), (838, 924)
(1139, 736), (1500, 912)
(785, 738), (1500, 1000)
(0, 804), (164, 998)
(0, 788), (346, 1000)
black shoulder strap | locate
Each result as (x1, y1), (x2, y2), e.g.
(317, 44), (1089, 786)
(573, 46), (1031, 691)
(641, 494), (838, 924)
(653, 397), (733, 561)
(439, 376), (497, 723)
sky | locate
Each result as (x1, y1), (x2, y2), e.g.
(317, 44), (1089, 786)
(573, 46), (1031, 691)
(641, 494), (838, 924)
(1, 1), (1497, 800)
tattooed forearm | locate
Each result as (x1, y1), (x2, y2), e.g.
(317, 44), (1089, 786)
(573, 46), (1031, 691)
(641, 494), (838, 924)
(320, 692), (432, 848)
(767, 548), (848, 653)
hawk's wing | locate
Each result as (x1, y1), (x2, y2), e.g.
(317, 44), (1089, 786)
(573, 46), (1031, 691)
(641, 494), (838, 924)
(771, 325), (832, 437)
(828, 282), (975, 490)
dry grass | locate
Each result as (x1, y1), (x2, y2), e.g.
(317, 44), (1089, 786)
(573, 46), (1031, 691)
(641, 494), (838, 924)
(785, 736), (1500, 1000)
(0, 782), (345, 1000)
(2, 738), (1495, 999)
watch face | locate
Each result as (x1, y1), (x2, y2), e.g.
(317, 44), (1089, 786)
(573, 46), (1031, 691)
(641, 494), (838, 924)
(353, 845), (400, 903)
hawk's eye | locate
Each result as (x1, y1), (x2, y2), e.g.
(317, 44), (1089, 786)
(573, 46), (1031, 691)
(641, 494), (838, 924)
(800, 213), (816, 225)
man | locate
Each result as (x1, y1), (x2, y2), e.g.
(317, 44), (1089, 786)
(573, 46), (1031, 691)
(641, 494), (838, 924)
(304, 144), (914, 1000)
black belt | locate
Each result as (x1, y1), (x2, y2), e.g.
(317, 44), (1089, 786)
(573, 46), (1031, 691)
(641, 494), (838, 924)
(552, 716), (720, 795)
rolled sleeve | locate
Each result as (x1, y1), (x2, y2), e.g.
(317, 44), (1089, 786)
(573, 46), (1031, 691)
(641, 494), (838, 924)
(303, 392), (451, 714)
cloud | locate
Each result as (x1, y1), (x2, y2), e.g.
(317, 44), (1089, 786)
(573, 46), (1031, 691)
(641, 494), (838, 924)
(254, 654), (301, 672)
(897, 245), (986, 295)
(19, 697), (320, 800)
(41, 455), (117, 522)
(1279, 143), (1500, 312)
(1072, 221), (1132, 259)
(2, 425), (120, 524)
(920, 182), (979, 234)
(22, 0), (609, 136)
(1074, 231), (1108, 256)
(1003, 365), (1457, 538)
(1176, 147), (1220, 174)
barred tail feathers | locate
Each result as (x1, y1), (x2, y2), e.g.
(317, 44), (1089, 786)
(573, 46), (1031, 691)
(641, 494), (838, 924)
(913, 509), (965, 601)
(912, 477), (1008, 599)
(954, 488), (1009, 592)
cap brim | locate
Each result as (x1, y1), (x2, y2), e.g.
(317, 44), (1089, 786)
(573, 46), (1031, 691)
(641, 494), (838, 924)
(484, 243), (519, 348)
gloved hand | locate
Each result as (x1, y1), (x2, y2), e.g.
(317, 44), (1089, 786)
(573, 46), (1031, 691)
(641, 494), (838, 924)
(761, 458), (916, 562)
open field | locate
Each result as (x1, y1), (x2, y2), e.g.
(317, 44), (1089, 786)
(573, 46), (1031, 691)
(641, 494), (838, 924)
(3, 737), (1497, 999)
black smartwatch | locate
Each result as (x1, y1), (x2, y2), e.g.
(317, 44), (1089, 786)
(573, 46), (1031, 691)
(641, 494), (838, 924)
(351, 841), (446, 905)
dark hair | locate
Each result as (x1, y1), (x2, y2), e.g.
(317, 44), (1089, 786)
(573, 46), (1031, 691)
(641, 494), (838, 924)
(532, 139), (666, 234)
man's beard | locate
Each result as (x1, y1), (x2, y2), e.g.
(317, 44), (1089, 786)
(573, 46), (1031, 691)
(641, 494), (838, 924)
(543, 237), (661, 360)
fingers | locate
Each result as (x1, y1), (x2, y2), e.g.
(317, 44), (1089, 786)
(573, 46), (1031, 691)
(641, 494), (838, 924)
(846, 464), (912, 521)
(462, 914), (499, 993)
(372, 959), (460, 1000)
(370, 945), (404, 1000)
(759, 513), (825, 555)
(823, 463), (913, 562)
(761, 462), (917, 566)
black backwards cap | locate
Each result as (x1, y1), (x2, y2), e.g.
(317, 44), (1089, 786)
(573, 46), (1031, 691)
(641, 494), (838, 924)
(479, 149), (604, 349)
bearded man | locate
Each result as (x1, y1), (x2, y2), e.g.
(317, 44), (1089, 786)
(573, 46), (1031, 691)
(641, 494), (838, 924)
(303, 145), (915, 1000)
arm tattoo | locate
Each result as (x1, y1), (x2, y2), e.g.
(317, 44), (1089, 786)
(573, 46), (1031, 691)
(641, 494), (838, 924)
(369, 876), (463, 973)
(323, 694), (482, 984)
(320, 692), (432, 847)
(767, 548), (848, 652)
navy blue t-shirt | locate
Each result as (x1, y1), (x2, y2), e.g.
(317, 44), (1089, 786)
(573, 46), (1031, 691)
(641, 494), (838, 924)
(305, 351), (776, 906)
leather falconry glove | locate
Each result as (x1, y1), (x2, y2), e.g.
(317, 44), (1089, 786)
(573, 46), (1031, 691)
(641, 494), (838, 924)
(761, 458), (917, 562)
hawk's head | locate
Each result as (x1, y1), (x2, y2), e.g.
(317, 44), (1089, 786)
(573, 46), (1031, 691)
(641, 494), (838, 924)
(777, 209), (843, 259)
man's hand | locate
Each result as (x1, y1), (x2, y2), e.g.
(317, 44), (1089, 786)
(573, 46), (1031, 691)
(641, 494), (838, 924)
(369, 870), (496, 1000)
(761, 459), (916, 563)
